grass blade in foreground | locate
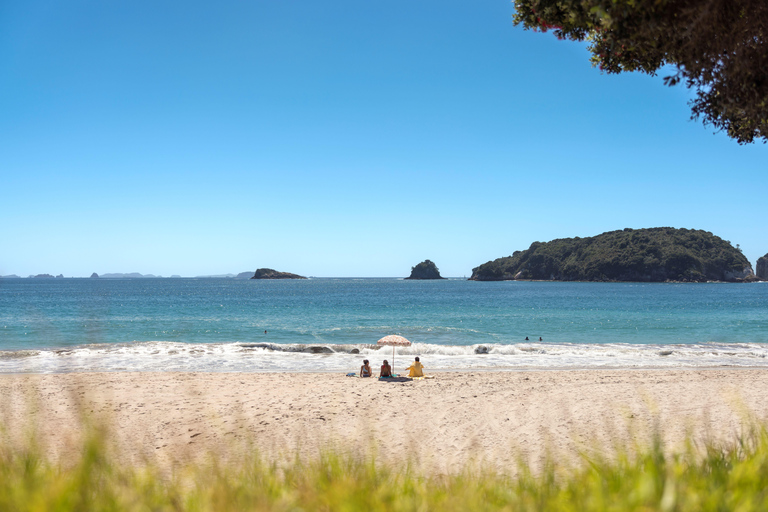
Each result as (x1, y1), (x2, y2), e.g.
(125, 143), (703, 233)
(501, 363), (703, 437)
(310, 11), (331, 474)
(2, 427), (768, 511)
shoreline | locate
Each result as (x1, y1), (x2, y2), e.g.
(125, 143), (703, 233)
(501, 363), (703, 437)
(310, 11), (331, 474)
(3, 364), (768, 376)
(3, 339), (768, 374)
(2, 368), (768, 474)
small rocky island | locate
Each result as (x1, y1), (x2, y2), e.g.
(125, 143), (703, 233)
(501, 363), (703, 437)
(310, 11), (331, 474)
(405, 260), (446, 280)
(250, 268), (307, 280)
(757, 253), (768, 280)
(470, 227), (757, 283)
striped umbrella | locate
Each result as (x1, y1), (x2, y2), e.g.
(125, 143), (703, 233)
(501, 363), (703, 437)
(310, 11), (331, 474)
(376, 335), (411, 374)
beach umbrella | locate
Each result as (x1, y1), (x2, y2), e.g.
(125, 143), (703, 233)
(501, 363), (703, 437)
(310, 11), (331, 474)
(376, 335), (411, 374)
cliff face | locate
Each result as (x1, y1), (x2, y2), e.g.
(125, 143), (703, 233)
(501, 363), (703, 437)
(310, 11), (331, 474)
(250, 268), (307, 279)
(757, 254), (768, 280)
(470, 227), (753, 283)
(405, 260), (446, 280)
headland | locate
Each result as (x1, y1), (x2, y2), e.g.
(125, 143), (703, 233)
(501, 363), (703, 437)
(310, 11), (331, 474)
(471, 227), (757, 282)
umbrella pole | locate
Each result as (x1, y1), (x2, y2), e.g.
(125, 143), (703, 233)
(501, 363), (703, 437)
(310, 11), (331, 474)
(392, 346), (395, 375)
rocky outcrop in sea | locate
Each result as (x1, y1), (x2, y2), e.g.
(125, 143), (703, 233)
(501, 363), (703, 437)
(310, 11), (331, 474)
(250, 268), (307, 279)
(405, 260), (446, 280)
(757, 254), (768, 280)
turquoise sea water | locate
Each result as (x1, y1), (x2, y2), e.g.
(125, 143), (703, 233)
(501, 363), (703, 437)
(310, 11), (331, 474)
(1, 278), (767, 373)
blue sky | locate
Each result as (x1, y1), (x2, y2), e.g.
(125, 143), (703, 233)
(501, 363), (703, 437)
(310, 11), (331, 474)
(2, 0), (766, 277)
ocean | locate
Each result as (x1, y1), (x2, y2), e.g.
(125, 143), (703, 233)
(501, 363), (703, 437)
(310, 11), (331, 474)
(1, 278), (767, 373)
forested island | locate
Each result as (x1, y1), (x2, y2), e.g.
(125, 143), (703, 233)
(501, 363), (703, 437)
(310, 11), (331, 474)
(405, 260), (446, 280)
(470, 228), (757, 283)
(250, 268), (307, 280)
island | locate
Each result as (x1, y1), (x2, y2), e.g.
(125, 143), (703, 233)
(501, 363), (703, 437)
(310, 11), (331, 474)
(405, 260), (446, 280)
(90, 273), (99, 279)
(757, 253), (768, 280)
(469, 227), (756, 283)
(100, 273), (161, 278)
(250, 268), (307, 280)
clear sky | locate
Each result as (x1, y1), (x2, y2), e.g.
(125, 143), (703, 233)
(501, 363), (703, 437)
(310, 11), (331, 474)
(2, 0), (766, 278)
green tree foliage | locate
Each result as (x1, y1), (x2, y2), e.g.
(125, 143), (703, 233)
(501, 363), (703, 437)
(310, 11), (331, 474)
(513, 0), (768, 144)
(470, 227), (752, 282)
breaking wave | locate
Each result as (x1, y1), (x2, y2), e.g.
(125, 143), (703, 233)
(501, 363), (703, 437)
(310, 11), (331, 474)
(1, 340), (767, 374)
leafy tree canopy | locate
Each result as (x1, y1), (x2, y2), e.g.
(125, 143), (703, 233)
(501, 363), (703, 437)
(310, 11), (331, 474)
(513, 0), (768, 144)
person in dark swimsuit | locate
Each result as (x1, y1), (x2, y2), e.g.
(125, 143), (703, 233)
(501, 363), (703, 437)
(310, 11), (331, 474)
(380, 360), (392, 377)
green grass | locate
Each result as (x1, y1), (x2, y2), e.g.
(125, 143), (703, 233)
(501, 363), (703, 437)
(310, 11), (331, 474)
(2, 426), (768, 511)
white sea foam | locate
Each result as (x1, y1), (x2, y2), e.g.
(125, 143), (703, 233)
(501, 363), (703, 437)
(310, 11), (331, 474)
(1, 341), (767, 374)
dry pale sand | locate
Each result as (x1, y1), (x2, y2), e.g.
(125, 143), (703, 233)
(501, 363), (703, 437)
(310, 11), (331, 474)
(1, 369), (767, 474)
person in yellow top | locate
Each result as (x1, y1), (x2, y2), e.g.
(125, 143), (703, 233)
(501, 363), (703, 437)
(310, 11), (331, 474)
(405, 356), (424, 378)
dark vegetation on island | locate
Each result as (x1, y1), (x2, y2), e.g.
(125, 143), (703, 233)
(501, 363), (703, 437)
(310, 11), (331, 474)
(470, 228), (758, 283)
(513, 0), (768, 144)
(405, 260), (446, 280)
(250, 268), (307, 280)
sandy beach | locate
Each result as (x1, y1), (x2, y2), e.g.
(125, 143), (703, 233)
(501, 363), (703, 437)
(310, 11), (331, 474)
(2, 369), (767, 474)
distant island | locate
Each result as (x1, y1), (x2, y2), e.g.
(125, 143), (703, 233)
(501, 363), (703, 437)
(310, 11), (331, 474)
(100, 273), (161, 279)
(405, 260), (446, 280)
(195, 273), (257, 279)
(250, 268), (307, 280)
(470, 228), (757, 283)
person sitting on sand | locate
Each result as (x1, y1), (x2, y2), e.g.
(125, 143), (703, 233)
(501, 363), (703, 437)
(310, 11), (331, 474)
(360, 359), (372, 378)
(380, 360), (392, 377)
(405, 356), (424, 378)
